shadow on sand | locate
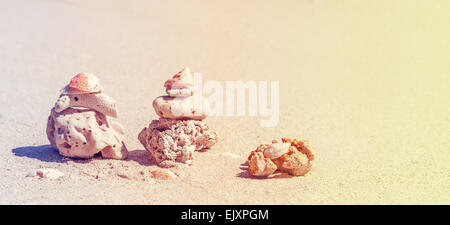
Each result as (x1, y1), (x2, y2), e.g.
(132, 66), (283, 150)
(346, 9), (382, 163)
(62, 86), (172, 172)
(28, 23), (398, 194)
(12, 145), (157, 166)
(126, 149), (156, 166)
(12, 145), (67, 163)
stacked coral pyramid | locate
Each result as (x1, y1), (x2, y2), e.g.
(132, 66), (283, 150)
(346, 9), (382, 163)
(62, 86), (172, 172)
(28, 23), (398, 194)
(46, 73), (128, 159)
(138, 67), (218, 167)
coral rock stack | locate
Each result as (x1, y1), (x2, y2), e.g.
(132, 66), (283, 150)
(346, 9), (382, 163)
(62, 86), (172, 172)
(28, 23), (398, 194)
(138, 67), (218, 167)
(46, 73), (128, 159)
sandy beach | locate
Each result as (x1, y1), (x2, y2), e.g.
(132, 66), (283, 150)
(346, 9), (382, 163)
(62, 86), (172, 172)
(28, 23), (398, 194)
(0, 0), (449, 204)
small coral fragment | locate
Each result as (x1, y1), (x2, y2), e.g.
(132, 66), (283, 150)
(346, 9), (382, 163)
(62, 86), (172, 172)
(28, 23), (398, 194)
(263, 142), (290, 159)
(248, 151), (277, 177)
(65, 73), (103, 94)
(27, 168), (64, 180)
(247, 138), (315, 177)
(272, 146), (311, 176)
(150, 169), (177, 180)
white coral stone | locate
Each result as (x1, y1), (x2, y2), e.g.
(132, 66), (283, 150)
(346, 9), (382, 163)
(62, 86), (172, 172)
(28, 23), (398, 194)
(263, 142), (291, 159)
(27, 168), (64, 180)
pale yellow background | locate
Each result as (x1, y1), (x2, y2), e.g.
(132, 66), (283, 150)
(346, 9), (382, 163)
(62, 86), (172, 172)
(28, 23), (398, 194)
(0, 0), (448, 204)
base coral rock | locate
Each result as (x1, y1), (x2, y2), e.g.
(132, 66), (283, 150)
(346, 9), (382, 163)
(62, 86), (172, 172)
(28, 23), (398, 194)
(46, 108), (128, 159)
(138, 118), (218, 167)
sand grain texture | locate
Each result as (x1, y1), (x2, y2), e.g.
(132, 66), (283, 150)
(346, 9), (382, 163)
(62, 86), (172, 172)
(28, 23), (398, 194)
(0, 0), (449, 204)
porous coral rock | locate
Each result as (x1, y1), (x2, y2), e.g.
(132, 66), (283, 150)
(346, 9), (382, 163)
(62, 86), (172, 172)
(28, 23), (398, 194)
(46, 107), (128, 159)
(247, 139), (315, 177)
(271, 138), (315, 176)
(55, 92), (118, 118)
(248, 151), (278, 177)
(271, 146), (311, 176)
(138, 118), (218, 167)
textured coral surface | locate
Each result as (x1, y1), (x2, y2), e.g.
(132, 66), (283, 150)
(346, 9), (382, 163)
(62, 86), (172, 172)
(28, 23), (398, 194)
(248, 138), (315, 177)
(138, 118), (218, 167)
(46, 108), (128, 159)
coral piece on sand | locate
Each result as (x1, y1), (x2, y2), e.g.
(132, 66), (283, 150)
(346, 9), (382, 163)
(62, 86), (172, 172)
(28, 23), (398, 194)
(27, 168), (64, 180)
(152, 95), (209, 120)
(139, 67), (218, 167)
(166, 88), (193, 97)
(263, 142), (291, 159)
(164, 67), (194, 97)
(62, 73), (103, 94)
(272, 146), (311, 176)
(150, 169), (177, 180)
(283, 138), (315, 161)
(247, 138), (315, 177)
(138, 118), (218, 167)
(248, 151), (278, 177)
(46, 108), (128, 159)
(153, 67), (210, 120)
(56, 73), (117, 118)
(55, 92), (118, 118)
(47, 73), (128, 160)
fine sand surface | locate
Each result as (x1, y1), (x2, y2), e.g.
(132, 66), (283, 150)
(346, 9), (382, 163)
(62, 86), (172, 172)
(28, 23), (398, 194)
(0, 0), (449, 204)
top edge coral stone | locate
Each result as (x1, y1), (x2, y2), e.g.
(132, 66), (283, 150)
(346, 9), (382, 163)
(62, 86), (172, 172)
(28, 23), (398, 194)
(61, 73), (103, 94)
(164, 67), (194, 89)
